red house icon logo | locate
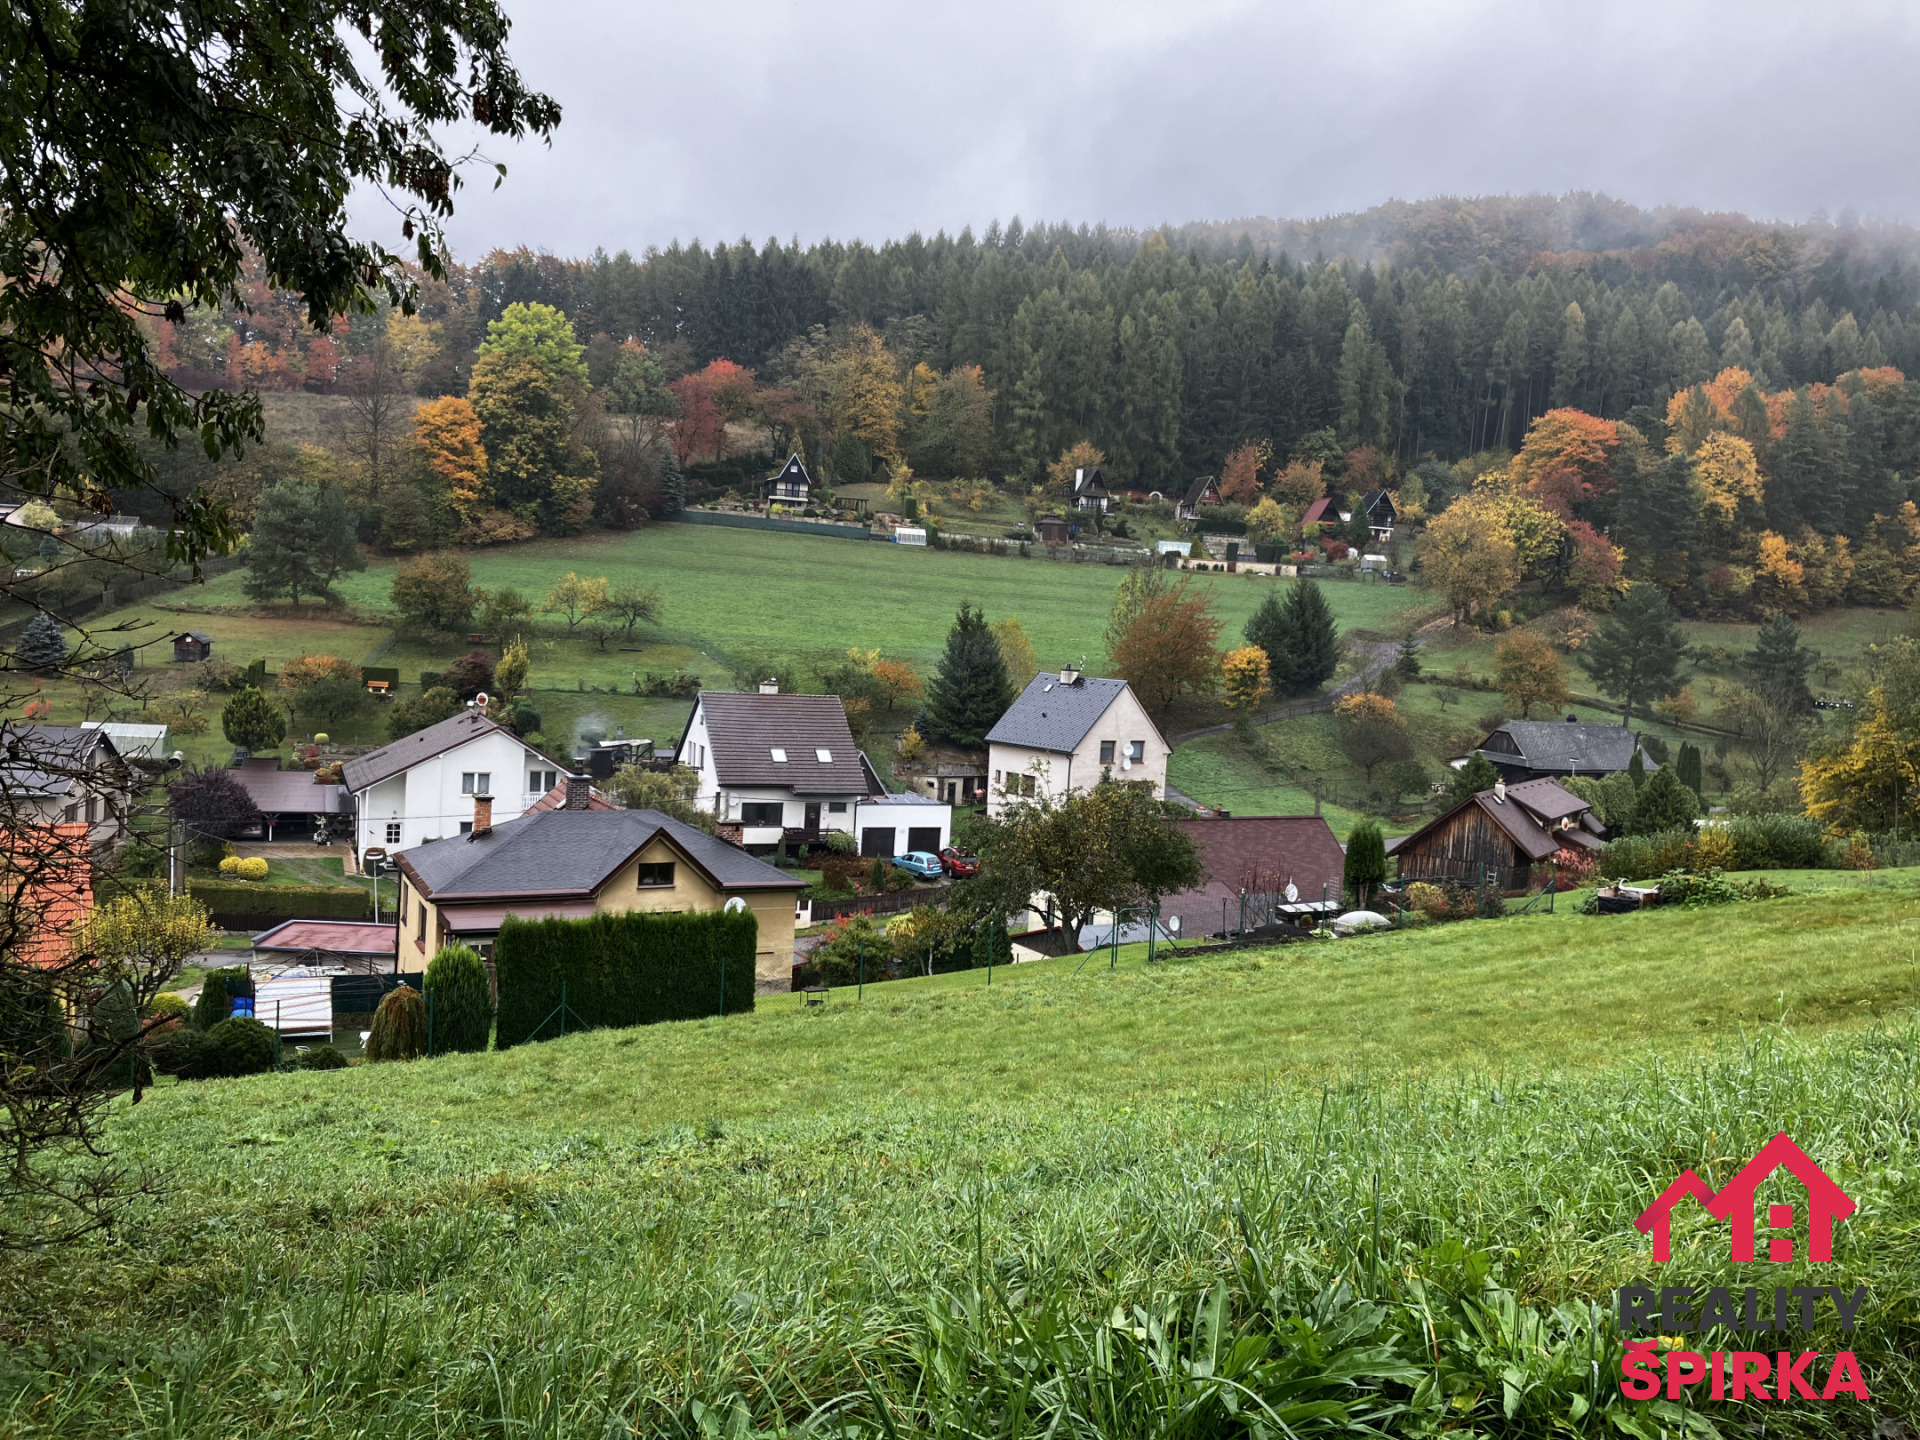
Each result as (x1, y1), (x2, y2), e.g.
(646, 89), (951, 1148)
(1635, 1132), (1856, 1263)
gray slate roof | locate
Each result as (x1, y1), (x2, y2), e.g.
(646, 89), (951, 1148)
(399, 808), (799, 899)
(1478, 720), (1652, 775)
(343, 708), (551, 792)
(986, 673), (1130, 754)
(0, 724), (118, 798)
(689, 692), (871, 794)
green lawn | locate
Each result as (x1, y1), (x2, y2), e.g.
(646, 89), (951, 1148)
(149, 522), (1438, 681)
(13, 884), (1920, 1437)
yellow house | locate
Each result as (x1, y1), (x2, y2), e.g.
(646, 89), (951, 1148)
(392, 785), (802, 985)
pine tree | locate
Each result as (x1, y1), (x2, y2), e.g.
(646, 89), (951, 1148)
(1746, 613), (1814, 716)
(242, 478), (365, 606)
(19, 613), (67, 670)
(924, 603), (1014, 748)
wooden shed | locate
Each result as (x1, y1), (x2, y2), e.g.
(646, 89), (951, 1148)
(1036, 515), (1072, 547)
(1389, 777), (1602, 893)
(172, 631), (212, 663)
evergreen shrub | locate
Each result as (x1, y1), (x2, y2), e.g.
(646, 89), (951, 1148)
(187, 881), (371, 919)
(367, 984), (427, 1061)
(192, 966), (250, 1029)
(297, 1044), (349, 1070)
(205, 1016), (275, 1076)
(425, 944), (492, 1053)
(495, 909), (756, 1049)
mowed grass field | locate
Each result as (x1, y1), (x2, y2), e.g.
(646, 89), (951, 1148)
(10, 882), (1920, 1437)
(152, 522), (1438, 680)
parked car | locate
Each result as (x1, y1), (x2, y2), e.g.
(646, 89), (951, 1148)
(939, 847), (979, 877)
(891, 851), (944, 881)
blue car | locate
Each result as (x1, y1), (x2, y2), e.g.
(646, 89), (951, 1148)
(892, 851), (944, 880)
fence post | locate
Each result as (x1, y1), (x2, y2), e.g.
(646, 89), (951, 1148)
(427, 989), (434, 1058)
(274, 999), (281, 1069)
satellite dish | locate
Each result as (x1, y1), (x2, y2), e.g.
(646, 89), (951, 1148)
(474, 692), (489, 711)
(724, 896), (747, 914)
(1285, 879), (1299, 903)
(1121, 755), (1131, 770)
(1167, 915), (1182, 933)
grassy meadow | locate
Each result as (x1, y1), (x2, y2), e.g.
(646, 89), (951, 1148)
(8, 883), (1920, 1437)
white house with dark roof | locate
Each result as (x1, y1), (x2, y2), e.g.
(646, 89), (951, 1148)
(0, 723), (131, 848)
(984, 665), (1170, 818)
(341, 705), (569, 863)
(676, 684), (951, 856)
(391, 797), (803, 980)
(761, 453), (813, 505)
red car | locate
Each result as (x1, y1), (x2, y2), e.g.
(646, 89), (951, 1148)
(940, 847), (979, 878)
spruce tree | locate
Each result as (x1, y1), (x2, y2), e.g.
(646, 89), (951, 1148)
(18, 613), (67, 670)
(242, 477), (364, 606)
(1579, 585), (1684, 726)
(1277, 579), (1339, 694)
(1629, 766), (1699, 836)
(1243, 589), (1289, 683)
(1745, 613), (1814, 716)
(924, 603), (1014, 748)
(1448, 753), (1500, 800)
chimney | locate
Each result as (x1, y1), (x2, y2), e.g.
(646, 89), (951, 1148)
(1059, 662), (1081, 685)
(759, 678), (779, 695)
(564, 772), (593, 811)
(1493, 778), (1506, 804)
(1075, 467), (1084, 487)
(472, 793), (493, 835)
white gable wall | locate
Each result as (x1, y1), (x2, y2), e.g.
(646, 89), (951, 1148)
(354, 729), (558, 856)
(987, 683), (1170, 818)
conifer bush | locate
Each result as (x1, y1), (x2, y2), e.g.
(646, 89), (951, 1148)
(367, 984), (428, 1062)
(425, 945), (492, 1053)
(205, 1016), (275, 1077)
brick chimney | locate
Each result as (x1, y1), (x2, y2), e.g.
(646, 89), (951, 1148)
(472, 793), (493, 835)
(564, 773), (593, 811)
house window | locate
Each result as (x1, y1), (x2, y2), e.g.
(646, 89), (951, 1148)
(459, 821), (473, 835)
(461, 772), (491, 795)
(827, 801), (847, 814)
(386, 822), (403, 845)
(416, 906), (426, 942)
(1129, 741), (1145, 763)
(816, 748), (833, 763)
(769, 748), (787, 763)
(528, 768), (557, 794)
(1099, 741), (1116, 764)
(635, 862), (676, 888)
(62, 802), (79, 823)
(1019, 774), (1037, 797)
(740, 801), (783, 825)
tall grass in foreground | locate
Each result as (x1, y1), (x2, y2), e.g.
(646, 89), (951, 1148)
(2, 1024), (1913, 1438)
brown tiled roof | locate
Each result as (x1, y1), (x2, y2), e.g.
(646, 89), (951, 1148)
(689, 692), (869, 794)
(1157, 816), (1348, 935)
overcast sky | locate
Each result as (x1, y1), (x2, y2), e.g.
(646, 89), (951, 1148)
(403, 0), (1920, 261)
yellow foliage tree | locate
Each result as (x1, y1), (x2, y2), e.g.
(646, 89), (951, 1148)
(411, 395), (489, 519)
(1221, 646), (1271, 718)
(991, 617), (1039, 687)
(1693, 433), (1764, 521)
(1421, 504), (1520, 625)
(1046, 440), (1106, 497)
(1271, 458), (1325, 507)
(1754, 531), (1807, 613)
(1800, 695), (1920, 834)
(541, 573), (610, 632)
(1244, 496), (1288, 546)
(1491, 631), (1569, 719)
(1468, 475), (1566, 578)
(831, 326), (904, 459)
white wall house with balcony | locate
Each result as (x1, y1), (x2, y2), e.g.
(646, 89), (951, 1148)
(675, 683), (947, 854)
(342, 706), (569, 865)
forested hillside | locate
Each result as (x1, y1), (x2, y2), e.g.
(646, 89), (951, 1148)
(155, 193), (1920, 489)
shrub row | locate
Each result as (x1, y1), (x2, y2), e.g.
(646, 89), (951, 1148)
(494, 909), (756, 1049)
(1599, 813), (1830, 881)
(187, 880), (370, 919)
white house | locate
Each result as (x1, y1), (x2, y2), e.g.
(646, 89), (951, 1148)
(675, 684), (950, 855)
(342, 705), (568, 864)
(984, 666), (1172, 818)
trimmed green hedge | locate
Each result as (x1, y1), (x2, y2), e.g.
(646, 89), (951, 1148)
(187, 880), (370, 919)
(495, 909), (756, 1049)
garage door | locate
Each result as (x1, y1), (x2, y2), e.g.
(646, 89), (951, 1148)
(860, 827), (895, 857)
(907, 827), (943, 854)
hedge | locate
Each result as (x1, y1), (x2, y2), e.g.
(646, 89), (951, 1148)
(495, 908), (756, 1048)
(187, 880), (370, 919)
(1598, 814), (1836, 882)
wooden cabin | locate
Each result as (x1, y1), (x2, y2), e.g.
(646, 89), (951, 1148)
(761, 454), (812, 506)
(1388, 777), (1602, 893)
(1176, 475), (1222, 521)
(1070, 466), (1111, 514)
(1036, 515), (1072, 547)
(172, 630), (212, 663)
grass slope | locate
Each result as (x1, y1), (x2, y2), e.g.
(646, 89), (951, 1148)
(9, 885), (1920, 1436)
